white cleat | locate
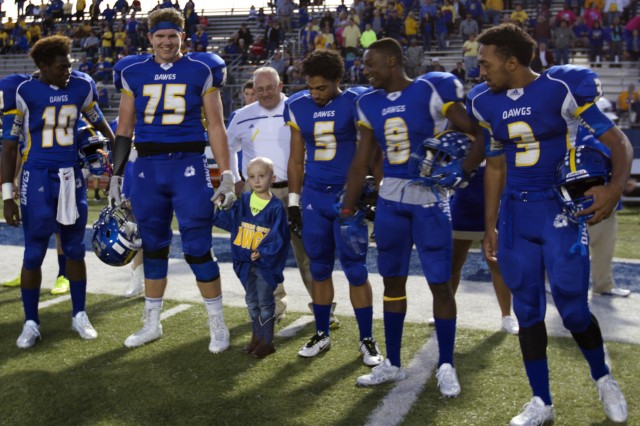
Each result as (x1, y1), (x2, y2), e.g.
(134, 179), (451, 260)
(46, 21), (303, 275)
(357, 358), (406, 386)
(501, 315), (520, 335)
(208, 313), (230, 353)
(124, 307), (163, 348)
(509, 396), (555, 426)
(298, 331), (331, 357)
(596, 374), (627, 423)
(123, 266), (145, 297)
(436, 363), (461, 397)
(17, 320), (41, 349)
(359, 337), (384, 366)
(71, 311), (98, 340)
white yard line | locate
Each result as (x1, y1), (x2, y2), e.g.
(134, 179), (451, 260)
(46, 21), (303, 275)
(160, 304), (193, 320)
(365, 335), (440, 426)
(39, 295), (72, 309)
(275, 315), (315, 338)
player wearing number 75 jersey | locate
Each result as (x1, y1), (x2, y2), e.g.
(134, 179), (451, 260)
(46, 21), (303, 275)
(111, 8), (234, 353)
(469, 24), (632, 425)
(340, 38), (485, 393)
(1, 35), (115, 348)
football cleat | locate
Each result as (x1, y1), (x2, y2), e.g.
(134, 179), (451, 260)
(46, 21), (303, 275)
(298, 331), (331, 357)
(436, 363), (461, 397)
(596, 374), (627, 422)
(123, 265), (145, 297)
(359, 337), (384, 366)
(71, 311), (98, 340)
(509, 396), (555, 426)
(124, 307), (163, 348)
(357, 358), (406, 386)
(208, 313), (230, 354)
(16, 320), (41, 349)
(51, 276), (70, 295)
(501, 315), (520, 335)
(3, 275), (21, 287)
(92, 202), (142, 267)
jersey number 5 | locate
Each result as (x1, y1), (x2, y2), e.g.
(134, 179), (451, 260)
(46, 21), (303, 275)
(142, 84), (187, 125)
(314, 121), (337, 161)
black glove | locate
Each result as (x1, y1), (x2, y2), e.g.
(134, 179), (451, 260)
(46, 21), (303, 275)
(288, 205), (302, 238)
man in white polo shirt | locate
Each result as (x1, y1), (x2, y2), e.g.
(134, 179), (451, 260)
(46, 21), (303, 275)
(225, 67), (315, 323)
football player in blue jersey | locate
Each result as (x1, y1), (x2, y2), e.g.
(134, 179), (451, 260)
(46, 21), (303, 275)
(340, 38), (485, 394)
(470, 24), (631, 424)
(285, 49), (383, 366)
(1, 35), (115, 349)
(110, 8), (236, 353)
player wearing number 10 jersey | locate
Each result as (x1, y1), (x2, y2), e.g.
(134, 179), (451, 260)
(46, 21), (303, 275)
(341, 38), (484, 393)
(470, 24), (631, 424)
(111, 8), (234, 353)
(285, 50), (383, 366)
(1, 36), (115, 348)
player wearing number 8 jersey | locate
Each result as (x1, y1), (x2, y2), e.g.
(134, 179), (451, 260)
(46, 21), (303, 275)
(470, 24), (631, 424)
(341, 38), (485, 393)
(1, 35), (115, 348)
(111, 8), (234, 353)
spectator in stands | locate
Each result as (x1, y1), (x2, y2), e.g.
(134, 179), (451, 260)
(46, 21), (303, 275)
(102, 4), (116, 28)
(114, 0), (129, 16)
(269, 50), (287, 80)
(62, 0), (73, 21)
(360, 23), (377, 48)
(553, 19), (575, 65)
(425, 56), (444, 71)
(301, 21), (318, 54)
(435, 8), (448, 50)
(89, 0), (101, 24)
(370, 8), (384, 35)
(11, 32), (29, 53)
(555, 3), (577, 27)
(314, 24), (336, 50)
(384, 8), (404, 41)
(25, 1), (36, 17)
(17, 0), (26, 16)
(222, 37), (239, 60)
(533, 15), (552, 44)
(96, 82), (110, 109)
(131, 0), (141, 12)
(257, 7), (266, 29)
(347, 56), (367, 83)
(465, 0), (483, 27)
(510, 3), (528, 26)
(197, 9), (208, 27)
(126, 13), (139, 50)
(28, 22), (42, 44)
(588, 20), (605, 64)
(78, 55), (94, 75)
(583, 1), (602, 29)
(0, 31), (9, 54)
(625, 29), (640, 61)
(450, 60), (466, 81)
(83, 30), (100, 59)
(420, 0), (437, 20)
(451, 0), (466, 30)
(94, 54), (113, 83)
(573, 16), (590, 48)
(248, 5), (258, 22)
(404, 37), (424, 77)
(184, 4), (197, 36)
(277, 0), (295, 33)
(114, 24), (127, 56)
(459, 13), (478, 41)
(191, 24), (208, 52)
(531, 41), (555, 72)
(100, 23), (114, 58)
(75, 0), (86, 21)
(441, 0), (455, 35)
(420, 12), (434, 51)
(136, 17), (149, 51)
(343, 17), (362, 54)
(616, 84), (640, 124)
(483, 0), (503, 27)
(603, 0), (624, 25)
(238, 22), (254, 47)
(374, 0), (388, 11)
(462, 32), (478, 75)
(319, 10), (335, 32)
(249, 35), (266, 63)
(160, 0), (173, 9)
(608, 16), (624, 63)
(404, 10), (419, 42)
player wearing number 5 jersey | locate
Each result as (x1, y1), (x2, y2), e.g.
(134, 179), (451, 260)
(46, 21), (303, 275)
(340, 38), (485, 393)
(1, 35), (115, 348)
(285, 50), (383, 366)
(470, 24), (631, 424)
(111, 8), (234, 353)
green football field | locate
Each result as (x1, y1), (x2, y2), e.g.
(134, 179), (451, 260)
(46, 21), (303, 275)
(0, 290), (637, 425)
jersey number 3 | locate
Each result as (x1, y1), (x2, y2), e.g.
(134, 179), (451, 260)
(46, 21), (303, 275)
(508, 121), (540, 167)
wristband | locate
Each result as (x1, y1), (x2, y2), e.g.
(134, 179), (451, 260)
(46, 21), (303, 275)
(2, 182), (14, 201)
(341, 208), (354, 215)
(288, 192), (300, 207)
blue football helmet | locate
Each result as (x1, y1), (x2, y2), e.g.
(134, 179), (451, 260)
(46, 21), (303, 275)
(92, 203), (141, 266)
(78, 126), (111, 176)
(408, 130), (472, 179)
(335, 175), (377, 220)
(554, 145), (611, 221)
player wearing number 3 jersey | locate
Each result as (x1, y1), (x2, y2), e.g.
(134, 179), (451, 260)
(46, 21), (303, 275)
(111, 8), (233, 353)
(340, 38), (485, 393)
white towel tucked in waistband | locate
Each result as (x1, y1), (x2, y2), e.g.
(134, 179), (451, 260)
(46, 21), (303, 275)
(57, 167), (80, 225)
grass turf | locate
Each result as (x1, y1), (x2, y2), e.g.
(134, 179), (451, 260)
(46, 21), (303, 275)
(0, 290), (636, 425)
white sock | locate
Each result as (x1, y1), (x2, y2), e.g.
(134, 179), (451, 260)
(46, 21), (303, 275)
(204, 295), (223, 316)
(145, 297), (163, 310)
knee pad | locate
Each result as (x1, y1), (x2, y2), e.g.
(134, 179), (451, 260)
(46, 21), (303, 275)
(185, 251), (219, 282)
(143, 251), (169, 280)
(571, 314), (604, 350)
(343, 262), (367, 286)
(181, 226), (213, 258)
(310, 261), (333, 282)
(512, 296), (545, 328)
(558, 299), (591, 333)
(518, 321), (548, 361)
(23, 240), (48, 270)
(61, 242), (86, 261)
